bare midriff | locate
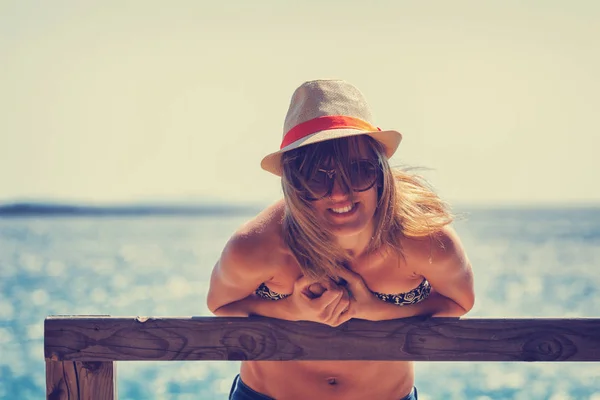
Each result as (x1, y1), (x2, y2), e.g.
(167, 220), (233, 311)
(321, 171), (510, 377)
(240, 360), (414, 400)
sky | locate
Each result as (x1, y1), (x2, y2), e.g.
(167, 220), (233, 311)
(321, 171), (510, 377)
(1, 0), (599, 207)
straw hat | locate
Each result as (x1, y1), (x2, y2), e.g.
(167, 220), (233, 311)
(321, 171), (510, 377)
(260, 79), (403, 176)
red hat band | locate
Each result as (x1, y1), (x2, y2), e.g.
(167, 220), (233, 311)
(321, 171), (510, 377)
(280, 115), (381, 150)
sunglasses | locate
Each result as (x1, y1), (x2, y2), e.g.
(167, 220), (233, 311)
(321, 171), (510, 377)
(297, 159), (380, 201)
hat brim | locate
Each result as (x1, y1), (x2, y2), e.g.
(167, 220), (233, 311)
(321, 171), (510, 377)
(260, 128), (402, 176)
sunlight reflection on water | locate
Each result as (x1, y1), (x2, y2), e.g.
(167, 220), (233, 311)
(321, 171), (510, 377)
(0, 210), (599, 399)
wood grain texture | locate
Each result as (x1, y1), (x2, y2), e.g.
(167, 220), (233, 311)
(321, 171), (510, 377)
(46, 360), (115, 400)
(46, 361), (78, 400)
(45, 316), (600, 362)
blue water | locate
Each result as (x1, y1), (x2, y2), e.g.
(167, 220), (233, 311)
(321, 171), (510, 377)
(0, 207), (599, 399)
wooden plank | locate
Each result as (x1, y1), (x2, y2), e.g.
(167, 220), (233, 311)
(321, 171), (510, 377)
(45, 360), (115, 399)
(46, 361), (78, 400)
(45, 316), (600, 362)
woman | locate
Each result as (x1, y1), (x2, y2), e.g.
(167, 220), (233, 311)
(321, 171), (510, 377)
(207, 79), (475, 400)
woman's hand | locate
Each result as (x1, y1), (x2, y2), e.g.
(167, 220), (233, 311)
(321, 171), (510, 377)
(285, 276), (352, 327)
(333, 267), (381, 320)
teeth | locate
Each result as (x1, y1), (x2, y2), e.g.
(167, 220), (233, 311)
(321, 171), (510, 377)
(331, 204), (354, 214)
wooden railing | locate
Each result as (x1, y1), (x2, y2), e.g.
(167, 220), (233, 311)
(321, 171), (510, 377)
(44, 316), (600, 399)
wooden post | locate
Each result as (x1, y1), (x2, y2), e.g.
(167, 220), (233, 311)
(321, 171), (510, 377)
(45, 360), (116, 400)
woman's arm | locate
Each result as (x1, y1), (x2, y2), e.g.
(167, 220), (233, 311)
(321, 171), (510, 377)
(337, 226), (475, 321)
(206, 232), (289, 318)
(416, 226), (475, 315)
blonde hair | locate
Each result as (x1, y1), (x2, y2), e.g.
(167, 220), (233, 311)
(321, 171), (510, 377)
(281, 135), (453, 280)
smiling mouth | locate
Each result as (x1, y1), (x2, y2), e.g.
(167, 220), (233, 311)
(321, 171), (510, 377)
(329, 203), (357, 215)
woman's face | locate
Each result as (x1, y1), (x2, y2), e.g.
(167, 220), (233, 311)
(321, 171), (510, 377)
(308, 139), (379, 238)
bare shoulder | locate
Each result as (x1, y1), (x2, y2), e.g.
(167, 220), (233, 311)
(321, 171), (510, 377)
(221, 199), (287, 272)
(401, 225), (469, 273)
(207, 200), (287, 312)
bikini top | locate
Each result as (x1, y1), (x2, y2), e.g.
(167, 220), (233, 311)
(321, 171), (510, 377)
(255, 278), (431, 306)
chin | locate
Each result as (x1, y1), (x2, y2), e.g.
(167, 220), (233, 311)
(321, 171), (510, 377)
(327, 219), (372, 238)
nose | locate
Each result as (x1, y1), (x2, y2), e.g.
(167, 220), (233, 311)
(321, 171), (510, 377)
(328, 176), (351, 200)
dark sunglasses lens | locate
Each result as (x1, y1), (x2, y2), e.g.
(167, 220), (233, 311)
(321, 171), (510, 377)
(305, 170), (331, 199)
(350, 160), (378, 191)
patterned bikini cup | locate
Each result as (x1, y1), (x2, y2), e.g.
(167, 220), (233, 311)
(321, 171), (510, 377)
(255, 283), (291, 300)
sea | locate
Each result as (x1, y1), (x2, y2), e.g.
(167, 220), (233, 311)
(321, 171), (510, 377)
(0, 205), (599, 400)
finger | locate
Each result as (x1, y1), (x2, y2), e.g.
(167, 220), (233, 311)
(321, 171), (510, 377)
(334, 270), (365, 294)
(325, 286), (353, 322)
(315, 287), (344, 316)
(326, 289), (351, 322)
(293, 275), (314, 291)
(294, 276), (325, 299)
(322, 279), (341, 292)
(307, 283), (327, 298)
(329, 271), (350, 286)
(332, 305), (354, 327)
(318, 286), (343, 306)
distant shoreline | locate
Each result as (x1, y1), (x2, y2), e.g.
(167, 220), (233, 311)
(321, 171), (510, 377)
(1, 201), (599, 218)
(0, 202), (263, 217)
